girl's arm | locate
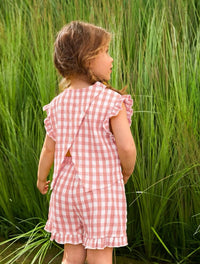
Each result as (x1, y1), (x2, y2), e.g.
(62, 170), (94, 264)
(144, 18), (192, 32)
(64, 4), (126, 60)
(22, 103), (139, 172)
(37, 134), (55, 194)
(110, 103), (136, 184)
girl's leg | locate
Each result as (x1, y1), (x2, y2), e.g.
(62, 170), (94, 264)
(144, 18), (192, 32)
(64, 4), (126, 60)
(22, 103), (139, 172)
(86, 247), (113, 264)
(62, 243), (86, 264)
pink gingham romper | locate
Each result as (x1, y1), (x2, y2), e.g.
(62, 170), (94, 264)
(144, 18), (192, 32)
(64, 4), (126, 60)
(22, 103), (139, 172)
(43, 82), (133, 249)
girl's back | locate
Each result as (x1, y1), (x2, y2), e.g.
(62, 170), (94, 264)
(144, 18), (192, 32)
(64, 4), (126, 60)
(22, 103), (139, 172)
(43, 81), (133, 191)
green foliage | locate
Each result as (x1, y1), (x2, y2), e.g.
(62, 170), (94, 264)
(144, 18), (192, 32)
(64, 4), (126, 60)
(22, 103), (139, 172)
(0, 217), (63, 263)
(0, 0), (199, 263)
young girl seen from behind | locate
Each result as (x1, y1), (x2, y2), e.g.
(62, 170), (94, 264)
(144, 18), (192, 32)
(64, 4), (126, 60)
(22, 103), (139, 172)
(37, 21), (136, 264)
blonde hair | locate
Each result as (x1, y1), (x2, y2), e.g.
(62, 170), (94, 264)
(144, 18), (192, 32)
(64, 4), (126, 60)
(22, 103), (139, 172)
(54, 21), (126, 94)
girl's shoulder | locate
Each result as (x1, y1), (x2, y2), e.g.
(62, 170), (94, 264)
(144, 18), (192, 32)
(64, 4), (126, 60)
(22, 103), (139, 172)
(45, 81), (128, 109)
(43, 89), (67, 112)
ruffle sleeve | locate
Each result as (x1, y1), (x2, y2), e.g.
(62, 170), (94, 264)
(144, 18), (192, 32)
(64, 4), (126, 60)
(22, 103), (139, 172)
(43, 104), (56, 141)
(103, 94), (133, 134)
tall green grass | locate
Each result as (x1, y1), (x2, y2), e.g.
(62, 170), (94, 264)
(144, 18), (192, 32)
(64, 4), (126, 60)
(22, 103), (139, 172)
(0, 0), (199, 263)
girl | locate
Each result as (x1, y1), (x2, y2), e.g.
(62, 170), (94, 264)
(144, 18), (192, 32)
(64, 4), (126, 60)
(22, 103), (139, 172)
(37, 21), (136, 264)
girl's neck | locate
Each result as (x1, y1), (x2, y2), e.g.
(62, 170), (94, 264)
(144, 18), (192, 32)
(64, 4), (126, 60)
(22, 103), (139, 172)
(69, 76), (92, 90)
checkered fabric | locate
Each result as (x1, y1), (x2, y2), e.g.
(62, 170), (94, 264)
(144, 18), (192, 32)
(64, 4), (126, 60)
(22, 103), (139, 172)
(45, 157), (128, 249)
(43, 81), (133, 191)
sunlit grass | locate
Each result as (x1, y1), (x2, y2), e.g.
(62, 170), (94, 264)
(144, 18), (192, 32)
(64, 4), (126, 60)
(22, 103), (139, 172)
(0, 217), (63, 264)
(0, 0), (199, 263)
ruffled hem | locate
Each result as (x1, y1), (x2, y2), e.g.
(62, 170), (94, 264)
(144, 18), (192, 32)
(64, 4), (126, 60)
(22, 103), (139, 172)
(103, 94), (133, 134)
(45, 225), (127, 249)
(43, 104), (56, 141)
(45, 226), (83, 245)
(83, 236), (128, 249)
(46, 233), (127, 249)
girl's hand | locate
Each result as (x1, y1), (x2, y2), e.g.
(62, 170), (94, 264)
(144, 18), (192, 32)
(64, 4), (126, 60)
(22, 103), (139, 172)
(123, 175), (130, 184)
(122, 167), (131, 184)
(37, 179), (50, 194)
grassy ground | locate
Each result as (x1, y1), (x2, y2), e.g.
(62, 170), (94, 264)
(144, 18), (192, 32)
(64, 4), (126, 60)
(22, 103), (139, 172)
(0, 238), (142, 264)
(0, 238), (62, 264)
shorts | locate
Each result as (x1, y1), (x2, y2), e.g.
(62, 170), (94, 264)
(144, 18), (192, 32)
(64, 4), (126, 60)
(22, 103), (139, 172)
(45, 157), (128, 249)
